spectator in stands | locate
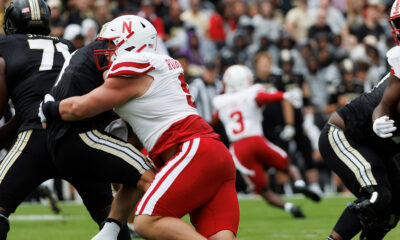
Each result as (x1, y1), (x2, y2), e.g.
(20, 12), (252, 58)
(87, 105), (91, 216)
(354, 60), (372, 91)
(285, 0), (312, 42)
(189, 62), (223, 122)
(364, 37), (386, 90)
(252, 0), (282, 43)
(308, 9), (333, 48)
(180, 0), (209, 38)
(94, 0), (112, 26)
(351, 0), (385, 42)
(207, 1), (226, 49)
(311, 0), (346, 35)
(63, 24), (84, 49)
(66, 0), (95, 25)
(138, 0), (166, 40)
(179, 28), (205, 76)
(49, 0), (66, 37)
(81, 18), (98, 46)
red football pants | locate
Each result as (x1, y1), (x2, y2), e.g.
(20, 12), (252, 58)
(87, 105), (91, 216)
(231, 136), (289, 193)
(135, 137), (239, 237)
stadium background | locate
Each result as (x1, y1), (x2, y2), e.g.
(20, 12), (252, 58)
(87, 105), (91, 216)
(0, 0), (398, 239)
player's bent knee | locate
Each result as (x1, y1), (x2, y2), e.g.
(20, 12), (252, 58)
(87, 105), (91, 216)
(209, 230), (236, 240)
(137, 169), (156, 192)
(133, 215), (161, 237)
(364, 185), (392, 212)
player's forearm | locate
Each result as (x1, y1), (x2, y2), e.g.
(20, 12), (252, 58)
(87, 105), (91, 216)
(255, 91), (284, 105)
(59, 97), (99, 121)
(282, 100), (294, 125)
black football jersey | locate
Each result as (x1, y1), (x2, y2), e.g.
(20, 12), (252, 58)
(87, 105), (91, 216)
(255, 75), (286, 140)
(0, 34), (74, 132)
(47, 40), (115, 143)
(337, 74), (400, 151)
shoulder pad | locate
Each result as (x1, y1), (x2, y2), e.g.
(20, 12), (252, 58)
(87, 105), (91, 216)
(108, 52), (154, 78)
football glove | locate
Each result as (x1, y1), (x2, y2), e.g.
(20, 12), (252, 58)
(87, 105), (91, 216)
(38, 94), (55, 123)
(280, 125), (295, 141)
(387, 46), (400, 79)
(373, 115), (397, 138)
(283, 88), (303, 109)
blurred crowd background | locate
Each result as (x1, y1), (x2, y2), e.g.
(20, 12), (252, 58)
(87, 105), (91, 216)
(0, 0), (396, 199)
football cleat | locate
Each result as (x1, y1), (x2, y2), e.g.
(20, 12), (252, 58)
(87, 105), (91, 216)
(294, 185), (322, 202)
(38, 186), (61, 214)
(290, 206), (305, 219)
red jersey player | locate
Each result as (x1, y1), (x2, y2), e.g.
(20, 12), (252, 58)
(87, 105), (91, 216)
(212, 65), (321, 217)
(41, 15), (239, 240)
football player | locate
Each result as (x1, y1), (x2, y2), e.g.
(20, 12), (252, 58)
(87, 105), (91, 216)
(0, 0), (132, 239)
(39, 15), (157, 240)
(41, 14), (239, 240)
(319, 2), (400, 239)
(319, 74), (400, 240)
(212, 65), (320, 219)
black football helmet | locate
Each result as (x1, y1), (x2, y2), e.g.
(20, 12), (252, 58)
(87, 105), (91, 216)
(3, 0), (51, 35)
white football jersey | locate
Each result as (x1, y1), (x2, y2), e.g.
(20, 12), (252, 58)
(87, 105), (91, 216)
(213, 84), (265, 142)
(107, 52), (199, 152)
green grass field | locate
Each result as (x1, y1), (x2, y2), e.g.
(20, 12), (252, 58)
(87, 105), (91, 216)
(7, 195), (400, 240)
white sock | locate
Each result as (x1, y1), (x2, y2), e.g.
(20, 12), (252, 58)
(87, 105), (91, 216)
(127, 222), (134, 231)
(284, 202), (294, 212)
(294, 180), (306, 188)
(309, 183), (323, 195)
(92, 222), (120, 240)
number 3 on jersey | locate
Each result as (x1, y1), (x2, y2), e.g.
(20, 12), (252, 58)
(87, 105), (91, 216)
(28, 39), (70, 71)
(231, 111), (244, 134)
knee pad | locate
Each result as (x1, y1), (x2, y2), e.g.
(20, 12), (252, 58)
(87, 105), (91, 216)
(362, 185), (392, 213)
(0, 213), (9, 240)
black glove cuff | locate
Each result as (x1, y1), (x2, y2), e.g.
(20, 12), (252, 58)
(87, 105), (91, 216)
(43, 101), (62, 121)
(105, 218), (122, 228)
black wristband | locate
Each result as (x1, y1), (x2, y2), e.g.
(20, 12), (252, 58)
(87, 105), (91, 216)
(105, 218), (122, 228)
(42, 101), (62, 121)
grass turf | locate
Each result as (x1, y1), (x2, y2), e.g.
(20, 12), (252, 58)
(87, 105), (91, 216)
(7, 195), (400, 240)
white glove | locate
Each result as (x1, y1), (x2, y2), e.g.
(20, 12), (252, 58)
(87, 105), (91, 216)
(280, 125), (296, 141)
(387, 46), (400, 78)
(283, 88), (303, 109)
(373, 115), (397, 138)
(38, 94), (55, 123)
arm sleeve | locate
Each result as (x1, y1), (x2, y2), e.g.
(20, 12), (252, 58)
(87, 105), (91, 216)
(108, 54), (155, 77)
(255, 91), (284, 106)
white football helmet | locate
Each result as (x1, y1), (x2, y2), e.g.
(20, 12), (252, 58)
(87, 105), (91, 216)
(222, 65), (253, 93)
(95, 15), (157, 70)
(390, 0), (400, 45)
